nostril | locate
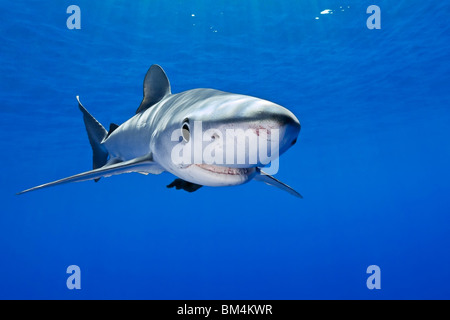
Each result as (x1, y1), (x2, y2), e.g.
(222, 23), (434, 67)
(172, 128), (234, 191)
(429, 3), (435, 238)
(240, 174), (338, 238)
(291, 138), (297, 146)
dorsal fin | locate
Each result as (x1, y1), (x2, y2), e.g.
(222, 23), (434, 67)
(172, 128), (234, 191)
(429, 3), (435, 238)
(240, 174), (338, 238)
(106, 123), (119, 139)
(135, 65), (171, 114)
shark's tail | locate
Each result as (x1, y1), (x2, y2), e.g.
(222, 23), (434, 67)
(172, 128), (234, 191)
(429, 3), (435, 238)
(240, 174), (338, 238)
(76, 96), (109, 181)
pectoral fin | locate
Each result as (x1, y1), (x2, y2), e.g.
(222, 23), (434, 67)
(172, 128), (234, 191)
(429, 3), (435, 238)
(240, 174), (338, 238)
(17, 154), (163, 195)
(254, 168), (303, 199)
(166, 179), (203, 193)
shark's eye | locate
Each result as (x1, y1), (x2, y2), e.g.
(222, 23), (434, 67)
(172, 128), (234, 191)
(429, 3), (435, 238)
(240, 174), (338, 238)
(181, 120), (190, 142)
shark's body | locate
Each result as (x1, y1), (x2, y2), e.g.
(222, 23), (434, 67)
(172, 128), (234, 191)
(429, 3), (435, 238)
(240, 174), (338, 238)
(18, 65), (302, 197)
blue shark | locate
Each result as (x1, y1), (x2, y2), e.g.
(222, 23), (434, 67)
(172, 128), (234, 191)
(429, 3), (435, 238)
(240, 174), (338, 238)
(18, 65), (302, 197)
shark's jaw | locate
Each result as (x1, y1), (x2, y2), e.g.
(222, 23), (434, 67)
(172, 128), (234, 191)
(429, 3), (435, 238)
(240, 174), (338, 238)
(173, 164), (257, 187)
(195, 164), (252, 175)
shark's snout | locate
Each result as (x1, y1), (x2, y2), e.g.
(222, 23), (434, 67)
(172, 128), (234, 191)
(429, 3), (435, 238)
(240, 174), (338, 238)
(191, 100), (302, 169)
(277, 110), (301, 150)
(242, 101), (301, 155)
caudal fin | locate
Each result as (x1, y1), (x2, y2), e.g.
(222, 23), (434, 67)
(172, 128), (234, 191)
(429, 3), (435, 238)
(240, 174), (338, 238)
(77, 96), (108, 179)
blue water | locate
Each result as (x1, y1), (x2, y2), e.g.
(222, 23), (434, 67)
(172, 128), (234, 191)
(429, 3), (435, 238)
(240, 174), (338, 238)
(1, 1), (449, 299)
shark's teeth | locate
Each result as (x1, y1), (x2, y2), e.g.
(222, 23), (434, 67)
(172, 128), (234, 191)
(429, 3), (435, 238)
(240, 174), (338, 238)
(196, 164), (249, 175)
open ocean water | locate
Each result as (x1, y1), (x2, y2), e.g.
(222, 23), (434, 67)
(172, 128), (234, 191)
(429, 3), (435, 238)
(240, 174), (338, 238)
(0, 1), (449, 299)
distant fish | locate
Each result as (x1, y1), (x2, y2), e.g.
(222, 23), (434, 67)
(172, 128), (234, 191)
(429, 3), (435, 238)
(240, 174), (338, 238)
(18, 65), (302, 197)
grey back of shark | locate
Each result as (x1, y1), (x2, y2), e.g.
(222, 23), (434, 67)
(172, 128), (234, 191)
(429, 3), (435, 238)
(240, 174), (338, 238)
(18, 65), (302, 198)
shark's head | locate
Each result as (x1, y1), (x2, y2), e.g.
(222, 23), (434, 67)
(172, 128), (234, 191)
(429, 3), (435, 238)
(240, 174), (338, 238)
(151, 88), (300, 187)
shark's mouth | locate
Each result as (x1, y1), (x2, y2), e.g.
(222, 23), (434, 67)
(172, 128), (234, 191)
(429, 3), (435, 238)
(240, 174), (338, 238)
(195, 164), (252, 176)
